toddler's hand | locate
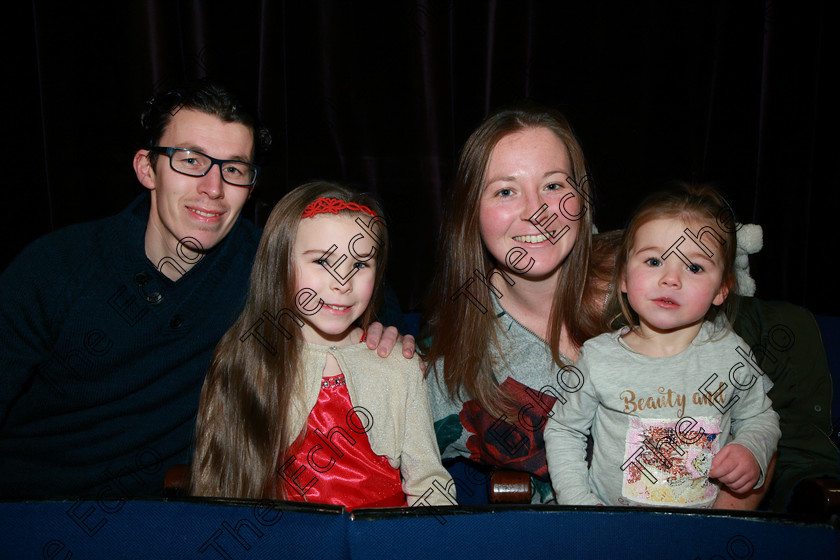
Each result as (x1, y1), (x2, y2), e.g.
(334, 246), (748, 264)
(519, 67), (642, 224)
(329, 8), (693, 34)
(366, 322), (416, 359)
(709, 443), (760, 494)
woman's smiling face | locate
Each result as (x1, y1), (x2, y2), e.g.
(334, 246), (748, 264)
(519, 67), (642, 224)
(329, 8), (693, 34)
(479, 126), (581, 282)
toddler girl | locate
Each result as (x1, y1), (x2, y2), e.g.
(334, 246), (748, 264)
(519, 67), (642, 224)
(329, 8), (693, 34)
(545, 185), (780, 508)
(188, 182), (454, 509)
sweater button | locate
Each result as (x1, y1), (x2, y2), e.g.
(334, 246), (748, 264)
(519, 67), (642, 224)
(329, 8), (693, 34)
(135, 272), (149, 284)
(146, 291), (163, 305)
(170, 315), (184, 328)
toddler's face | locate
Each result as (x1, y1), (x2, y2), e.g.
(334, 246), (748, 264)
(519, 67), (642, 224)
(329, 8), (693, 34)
(294, 213), (378, 344)
(620, 217), (729, 334)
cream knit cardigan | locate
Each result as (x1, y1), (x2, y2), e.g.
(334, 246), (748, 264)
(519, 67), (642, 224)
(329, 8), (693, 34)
(287, 341), (456, 507)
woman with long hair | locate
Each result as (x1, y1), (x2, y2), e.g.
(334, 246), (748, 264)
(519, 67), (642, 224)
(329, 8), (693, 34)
(425, 104), (611, 502)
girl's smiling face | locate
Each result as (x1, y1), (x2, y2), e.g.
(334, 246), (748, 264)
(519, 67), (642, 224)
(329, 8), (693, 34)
(294, 213), (378, 345)
(479, 126), (581, 282)
(621, 216), (729, 336)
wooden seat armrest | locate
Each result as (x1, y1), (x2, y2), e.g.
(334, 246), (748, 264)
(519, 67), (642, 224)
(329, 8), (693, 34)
(488, 469), (532, 504)
(164, 464), (187, 498)
(788, 477), (840, 515)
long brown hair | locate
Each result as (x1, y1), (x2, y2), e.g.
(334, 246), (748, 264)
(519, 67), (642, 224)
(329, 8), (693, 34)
(188, 181), (388, 498)
(611, 183), (739, 331)
(425, 103), (608, 415)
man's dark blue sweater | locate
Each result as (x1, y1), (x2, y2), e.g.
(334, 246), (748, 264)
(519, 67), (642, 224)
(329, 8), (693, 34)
(0, 194), (260, 498)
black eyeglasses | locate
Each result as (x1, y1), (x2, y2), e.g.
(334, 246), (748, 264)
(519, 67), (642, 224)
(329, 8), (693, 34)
(149, 146), (259, 187)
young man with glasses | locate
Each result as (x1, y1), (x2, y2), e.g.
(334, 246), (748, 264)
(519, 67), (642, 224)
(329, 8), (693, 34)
(0, 81), (413, 500)
(0, 81), (270, 499)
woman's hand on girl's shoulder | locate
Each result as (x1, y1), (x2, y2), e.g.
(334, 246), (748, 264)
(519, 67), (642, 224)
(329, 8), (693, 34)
(366, 322), (417, 359)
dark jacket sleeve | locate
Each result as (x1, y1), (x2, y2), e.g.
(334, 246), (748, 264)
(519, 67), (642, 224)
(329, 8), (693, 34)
(0, 231), (81, 424)
(734, 296), (840, 511)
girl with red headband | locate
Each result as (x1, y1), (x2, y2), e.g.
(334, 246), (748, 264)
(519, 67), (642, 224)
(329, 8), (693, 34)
(188, 181), (453, 509)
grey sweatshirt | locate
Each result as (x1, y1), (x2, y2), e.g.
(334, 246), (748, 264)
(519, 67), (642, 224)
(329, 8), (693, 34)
(545, 321), (780, 507)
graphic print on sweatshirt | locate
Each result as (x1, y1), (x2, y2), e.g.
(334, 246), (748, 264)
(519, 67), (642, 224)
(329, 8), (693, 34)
(621, 416), (721, 506)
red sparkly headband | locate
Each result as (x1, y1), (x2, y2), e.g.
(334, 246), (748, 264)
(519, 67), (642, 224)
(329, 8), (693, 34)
(301, 197), (378, 219)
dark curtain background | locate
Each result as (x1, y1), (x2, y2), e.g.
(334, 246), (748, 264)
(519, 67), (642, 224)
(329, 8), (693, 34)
(6, 1), (839, 316)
